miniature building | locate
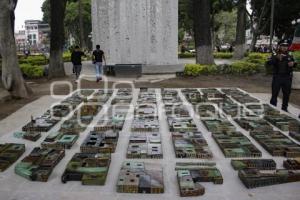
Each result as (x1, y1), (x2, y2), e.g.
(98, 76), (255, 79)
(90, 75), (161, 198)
(14, 131), (41, 142)
(203, 119), (236, 133)
(51, 104), (71, 118)
(238, 169), (300, 189)
(62, 153), (111, 185)
(22, 111), (59, 132)
(231, 159), (276, 170)
(94, 111), (126, 131)
(212, 131), (262, 158)
(127, 132), (162, 159)
(168, 117), (198, 132)
(23, 131), (41, 141)
(0, 143), (25, 172)
(81, 130), (119, 153)
(202, 118), (262, 158)
(172, 132), (212, 159)
(175, 162), (223, 197)
(289, 121), (300, 142)
(15, 147), (65, 182)
(283, 158), (300, 170)
(234, 117), (300, 157)
(221, 88), (259, 104)
(117, 161), (164, 194)
(134, 104), (158, 119)
(132, 118), (160, 132)
(250, 130), (300, 157)
(42, 131), (79, 150)
(197, 104), (218, 118)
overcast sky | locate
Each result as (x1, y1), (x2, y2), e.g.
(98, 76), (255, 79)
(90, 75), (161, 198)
(15, 0), (44, 31)
(14, 0), (251, 32)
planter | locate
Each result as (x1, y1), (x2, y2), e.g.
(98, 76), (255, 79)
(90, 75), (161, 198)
(292, 71), (300, 89)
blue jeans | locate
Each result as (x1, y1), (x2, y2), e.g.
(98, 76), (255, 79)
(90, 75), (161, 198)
(95, 62), (102, 79)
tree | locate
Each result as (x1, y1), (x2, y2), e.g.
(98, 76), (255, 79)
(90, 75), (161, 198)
(233, 0), (246, 59)
(248, 0), (270, 51)
(42, 0), (92, 48)
(193, 0), (215, 64)
(249, 0), (300, 41)
(214, 10), (237, 45)
(48, 0), (67, 78)
(0, 0), (32, 98)
(78, 0), (86, 48)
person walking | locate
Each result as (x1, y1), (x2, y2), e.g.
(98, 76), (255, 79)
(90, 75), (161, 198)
(92, 44), (106, 82)
(71, 46), (85, 83)
(268, 40), (296, 112)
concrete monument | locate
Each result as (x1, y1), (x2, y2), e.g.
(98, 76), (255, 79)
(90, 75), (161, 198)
(92, 0), (178, 66)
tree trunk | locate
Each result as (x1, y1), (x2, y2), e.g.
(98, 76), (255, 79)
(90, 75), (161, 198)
(250, 31), (258, 52)
(49, 0), (66, 78)
(193, 0), (215, 65)
(233, 0), (246, 59)
(78, 0), (86, 49)
(0, 0), (32, 98)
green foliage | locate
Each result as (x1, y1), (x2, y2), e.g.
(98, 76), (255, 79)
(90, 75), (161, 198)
(184, 64), (218, 76)
(250, 0), (300, 38)
(20, 64), (44, 78)
(65, 0), (91, 45)
(179, 52), (233, 59)
(293, 51), (300, 71)
(178, 52), (195, 58)
(213, 52), (233, 59)
(42, 0), (92, 46)
(228, 61), (261, 75)
(63, 51), (72, 62)
(214, 10), (237, 45)
(19, 55), (49, 66)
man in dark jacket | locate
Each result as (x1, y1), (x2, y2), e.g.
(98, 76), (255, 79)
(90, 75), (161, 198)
(92, 44), (106, 82)
(71, 46), (85, 83)
(268, 40), (296, 112)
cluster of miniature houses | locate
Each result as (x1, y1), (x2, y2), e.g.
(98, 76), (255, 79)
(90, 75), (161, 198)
(0, 88), (300, 197)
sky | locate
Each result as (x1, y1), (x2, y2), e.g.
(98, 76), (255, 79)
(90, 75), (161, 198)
(15, 0), (44, 31)
(14, 0), (251, 32)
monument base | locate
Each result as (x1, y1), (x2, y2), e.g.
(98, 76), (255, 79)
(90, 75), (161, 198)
(142, 64), (184, 75)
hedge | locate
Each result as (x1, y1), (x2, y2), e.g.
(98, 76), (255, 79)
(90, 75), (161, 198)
(178, 52), (195, 58)
(293, 51), (300, 71)
(184, 64), (218, 76)
(179, 52), (234, 59)
(20, 64), (44, 78)
(228, 61), (261, 75)
(184, 61), (261, 76)
(213, 52), (233, 59)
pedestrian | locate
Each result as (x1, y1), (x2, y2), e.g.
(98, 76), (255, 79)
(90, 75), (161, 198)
(92, 44), (106, 82)
(268, 40), (296, 112)
(71, 46), (85, 83)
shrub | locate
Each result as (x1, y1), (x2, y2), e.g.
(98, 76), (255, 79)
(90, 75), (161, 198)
(184, 64), (218, 76)
(178, 52), (195, 58)
(228, 61), (261, 75)
(63, 51), (72, 62)
(20, 64), (44, 78)
(293, 51), (300, 71)
(213, 52), (233, 59)
(179, 52), (234, 59)
(19, 55), (48, 66)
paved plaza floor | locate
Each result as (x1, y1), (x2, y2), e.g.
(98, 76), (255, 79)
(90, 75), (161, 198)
(0, 89), (299, 200)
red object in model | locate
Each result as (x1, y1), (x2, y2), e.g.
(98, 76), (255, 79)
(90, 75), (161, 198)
(290, 24), (300, 51)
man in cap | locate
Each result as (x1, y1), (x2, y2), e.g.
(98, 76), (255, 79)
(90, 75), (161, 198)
(268, 40), (296, 112)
